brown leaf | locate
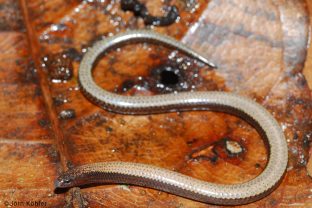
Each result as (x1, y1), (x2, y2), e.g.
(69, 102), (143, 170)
(0, 0), (311, 207)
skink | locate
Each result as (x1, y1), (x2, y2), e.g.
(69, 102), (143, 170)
(55, 30), (288, 205)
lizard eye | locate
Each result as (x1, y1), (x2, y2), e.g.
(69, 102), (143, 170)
(62, 178), (71, 184)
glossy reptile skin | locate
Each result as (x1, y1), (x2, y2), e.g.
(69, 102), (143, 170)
(55, 30), (288, 205)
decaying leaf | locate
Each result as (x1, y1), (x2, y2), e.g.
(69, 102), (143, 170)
(0, 0), (311, 207)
